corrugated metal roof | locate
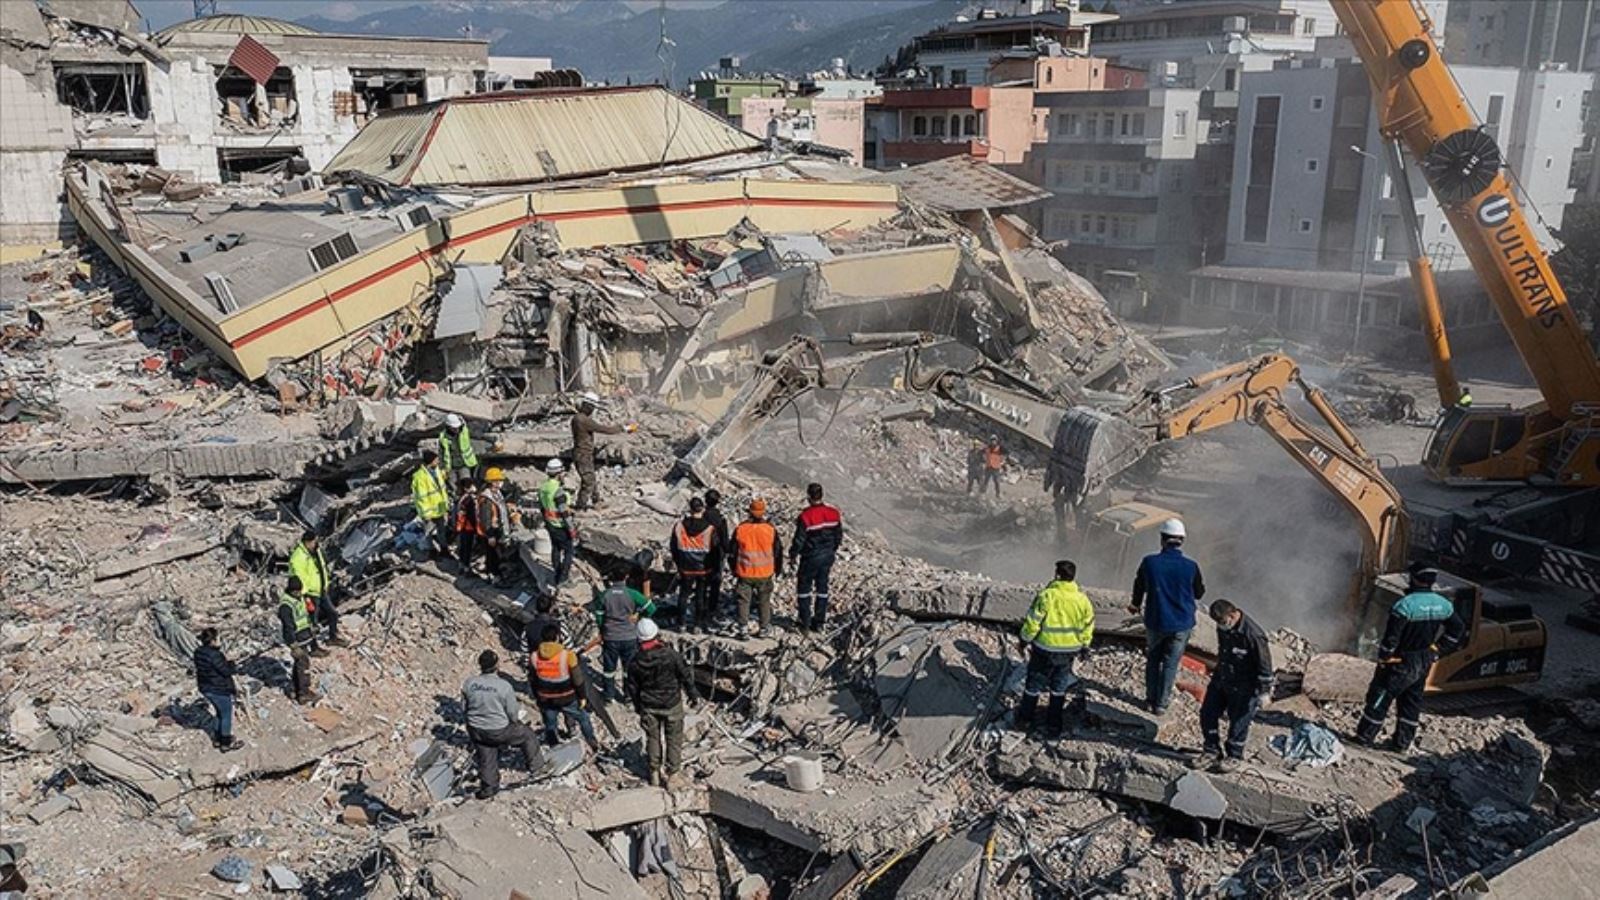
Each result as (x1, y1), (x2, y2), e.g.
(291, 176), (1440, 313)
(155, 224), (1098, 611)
(155, 14), (317, 40)
(868, 155), (1050, 212)
(323, 87), (764, 188)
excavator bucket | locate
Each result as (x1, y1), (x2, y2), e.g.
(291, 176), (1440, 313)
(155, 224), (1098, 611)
(1045, 408), (1151, 506)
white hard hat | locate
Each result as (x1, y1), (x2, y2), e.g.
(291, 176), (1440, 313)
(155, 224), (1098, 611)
(1160, 518), (1186, 539)
(637, 618), (659, 641)
(545, 458), (565, 474)
(580, 391), (601, 406)
(444, 413), (464, 429)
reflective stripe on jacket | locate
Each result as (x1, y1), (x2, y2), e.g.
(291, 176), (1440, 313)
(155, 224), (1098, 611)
(412, 465), (449, 521)
(539, 477), (572, 530)
(533, 646), (579, 706)
(1020, 579), (1095, 652)
(673, 519), (713, 576)
(279, 592), (313, 644)
(439, 426), (477, 470)
(732, 520), (777, 579)
(288, 543), (327, 598)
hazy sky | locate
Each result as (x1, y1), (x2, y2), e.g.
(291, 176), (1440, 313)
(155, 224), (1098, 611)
(133, 0), (717, 31)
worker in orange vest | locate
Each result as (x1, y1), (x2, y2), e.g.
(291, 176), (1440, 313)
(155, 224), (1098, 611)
(670, 496), (718, 633)
(730, 498), (783, 638)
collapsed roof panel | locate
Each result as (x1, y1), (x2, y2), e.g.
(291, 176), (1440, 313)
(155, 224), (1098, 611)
(868, 155), (1052, 213)
(322, 86), (766, 188)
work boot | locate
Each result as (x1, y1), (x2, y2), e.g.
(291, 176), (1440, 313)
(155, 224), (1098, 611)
(309, 645), (332, 659)
(1351, 718), (1382, 748)
(1015, 694), (1040, 732)
(295, 690), (322, 706)
(1044, 695), (1066, 739)
(326, 636), (351, 649)
(1388, 720), (1420, 755)
(1211, 756), (1242, 775)
(475, 786), (496, 801)
(1188, 750), (1221, 771)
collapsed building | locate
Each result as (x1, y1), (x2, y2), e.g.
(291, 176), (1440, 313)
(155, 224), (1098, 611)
(2, 63), (1599, 900)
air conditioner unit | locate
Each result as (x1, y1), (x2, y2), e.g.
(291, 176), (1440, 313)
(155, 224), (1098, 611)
(307, 232), (360, 272)
(327, 187), (367, 213)
(204, 272), (239, 313)
(392, 204), (435, 232)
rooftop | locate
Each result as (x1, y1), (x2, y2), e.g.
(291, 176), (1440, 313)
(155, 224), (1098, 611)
(153, 14), (317, 41)
(868, 155), (1051, 212)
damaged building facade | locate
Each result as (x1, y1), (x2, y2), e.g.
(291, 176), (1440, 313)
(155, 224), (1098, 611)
(1, 6), (490, 244)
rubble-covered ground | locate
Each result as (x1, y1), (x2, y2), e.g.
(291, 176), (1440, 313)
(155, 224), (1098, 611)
(4, 220), (1599, 900)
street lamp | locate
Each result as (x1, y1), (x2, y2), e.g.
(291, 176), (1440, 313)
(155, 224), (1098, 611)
(1349, 143), (1380, 356)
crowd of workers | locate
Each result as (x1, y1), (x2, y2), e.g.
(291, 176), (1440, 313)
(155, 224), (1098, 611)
(190, 393), (1465, 795)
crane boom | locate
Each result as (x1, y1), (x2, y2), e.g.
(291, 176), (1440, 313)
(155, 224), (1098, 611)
(1331, 0), (1600, 419)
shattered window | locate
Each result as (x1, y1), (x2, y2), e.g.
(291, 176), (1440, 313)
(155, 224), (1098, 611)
(55, 62), (149, 120)
(215, 64), (298, 131)
(349, 68), (427, 123)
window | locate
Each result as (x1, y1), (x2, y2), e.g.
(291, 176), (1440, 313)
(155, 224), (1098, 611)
(912, 115), (927, 136)
(1121, 113), (1131, 136)
(1243, 96), (1281, 243)
(1546, 156), (1554, 169)
(1045, 67), (1054, 85)
(1132, 113), (1145, 136)
(1086, 116), (1098, 139)
(962, 114), (975, 136)
(932, 116), (947, 137)
(1116, 167), (1139, 191)
(54, 62), (150, 119)
(215, 64), (298, 129)
(1080, 213), (1092, 233)
(1310, 95), (1325, 111)
(1174, 110), (1189, 137)
(1299, 219), (1313, 233)
(1306, 158), (1320, 173)
(1099, 164), (1111, 185)
(1224, 68), (1237, 91)
(1381, 173), (1394, 199)
(1337, 96), (1366, 127)
(1111, 218), (1122, 239)
(1103, 113), (1115, 136)
(1556, 96), (1563, 110)
(949, 113), (961, 136)
(218, 145), (306, 184)
(1096, 215), (1107, 234)
(951, 69), (968, 86)
(349, 68), (426, 122)
(1302, 17), (1316, 35)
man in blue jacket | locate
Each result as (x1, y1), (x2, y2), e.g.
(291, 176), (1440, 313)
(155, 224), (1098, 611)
(1128, 518), (1205, 714)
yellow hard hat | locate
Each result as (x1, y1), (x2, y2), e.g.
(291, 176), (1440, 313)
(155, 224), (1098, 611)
(484, 466), (506, 483)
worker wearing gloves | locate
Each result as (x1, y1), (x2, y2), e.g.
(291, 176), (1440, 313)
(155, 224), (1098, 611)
(1352, 565), (1466, 754)
(790, 483), (844, 633)
(530, 624), (599, 752)
(1128, 518), (1204, 714)
(289, 532), (345, 648)
(1192, 598), (1273, 773)
(539, 459), (578, 586)
(670, 496), (718, 633)
(278, 575), (322, 705)
(462, 650), (547, 800)
(1017, 560), (1094, 739)
(194, 627), (242, 752)
(731, 498), (782, 637)
(570, 391), (637, 510)
(594, 569), (656, 700)
(478, 468), (513, 583)
(454, 479), (481, 571)
(626, 618), (699, 788)
(411, 447), (451, 557)
(439, 413), (478, 487)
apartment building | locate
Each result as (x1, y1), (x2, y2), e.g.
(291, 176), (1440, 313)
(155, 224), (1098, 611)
(911, 6), (1113, 87)
(867, 86), (1038, 168)
(1445, 0), (1597, 70)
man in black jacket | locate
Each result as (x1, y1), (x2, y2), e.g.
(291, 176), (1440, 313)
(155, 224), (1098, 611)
(1190, 598), (1272, 773)
(1352, 566), (1467, 754)
(278, 575), (323, 705)
(626, 618), (699, 787)
(194, 628), (242, 752)
(702, 490), (730, 628)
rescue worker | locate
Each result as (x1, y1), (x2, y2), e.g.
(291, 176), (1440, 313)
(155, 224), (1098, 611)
(1192, 598), (1273, 773)
(980, 435), (1006, 498)
(439, 413), (478, 487)
(278, 575), (321, 705)
(1456, 386), (1473, 409)
(702, 490), (730, 625)
(731, 498), (782, 637)
(1128, 518), (1204, 715)
(965, 439), (985, 495)
(194, 627), (242, 752)
(288, 532), (345, 648)
(670, 497), (718, 632)
(478, 468), (512, 583)
(626, 618), (699, 788)
(462, 650), (547, 800)
(1017, 560), (1094, 739)
(411, 447), (451, 557)
(570, 391), (637, 510)
(1352, 566), (1466, 754)
(790, 483), (843, 633)
(455, 479), (481, 571)
(530, 624), (599, 751)
(595, 568), (656, 700)
(539, 459), (578, 586)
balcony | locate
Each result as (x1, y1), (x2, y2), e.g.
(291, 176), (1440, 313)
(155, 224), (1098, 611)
(880, 86), (988, 110)
(882, 138), (989, 162)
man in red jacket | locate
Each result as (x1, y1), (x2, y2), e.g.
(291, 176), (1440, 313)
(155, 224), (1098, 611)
(790, 483), (843, 633)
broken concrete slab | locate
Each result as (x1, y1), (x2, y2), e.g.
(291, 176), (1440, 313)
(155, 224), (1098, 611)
(705, 749), (959, 857)
(874, 623), (986, 763)
(1302, 652), (1377, 703)
(1170, 772), (1229, 820)
(92, 533), (222, 581)
(0, 440), (320, 484)
(997, 741), (1405, 837)
(1462, 814), (1600, 898)
(562, 786), (708, 832)
(405, 806), (648, 899)
(898, 821), (992, 898)
(26, 792), (78, 824)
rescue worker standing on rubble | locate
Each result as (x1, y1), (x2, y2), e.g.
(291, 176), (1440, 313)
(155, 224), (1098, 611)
(1192, 598), (1273, 773)
(531, 624), (600, 753)
(194, 627), (242, 752)
(1128, 518), (1204, 715)
(539, 459), (579, 586)
(570, 391), (637, 510)
(732, 498), (782, 637)
(278, 575), (322, 705)
(1017, 560), (1094, 739)
(791, 483), (843, 633)
(981, 435), (1006, 498)
(1352, 565), (1466, 754)
(455, 478), (480, 571)
(670, 497), (718, 632)
(477, 468), (512, 583)
(595, 567), (656, 700)
(702, 490), (730, 624)
(462, 650), (547, 800)
(965, 439), (985, 495)
(627, 618), (699, 788)
(411, 447), (451, 557)
(289, 532), (345, 648)
(439, 414), (478, 488)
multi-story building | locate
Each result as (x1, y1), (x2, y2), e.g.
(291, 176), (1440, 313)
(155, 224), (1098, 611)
(689, 73), (788, 127)
(867, 86), (1039, 169)
(740, 96), (867, 165)
(1445, 0), (1597, 70)
(1025, 87), (1223, 284)
(910, 5), (1113, 87)
(1186, 56), (1586, 350)
(1, 11), (492, 244)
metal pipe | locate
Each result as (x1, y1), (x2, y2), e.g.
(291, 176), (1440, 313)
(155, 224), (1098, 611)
(1381, 138), (1461, 408)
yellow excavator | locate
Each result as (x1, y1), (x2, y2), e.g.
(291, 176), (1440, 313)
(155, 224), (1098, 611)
(1124, 353), (1545, 692)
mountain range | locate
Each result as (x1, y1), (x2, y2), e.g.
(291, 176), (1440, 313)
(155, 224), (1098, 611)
(294, 0), (969, 83)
